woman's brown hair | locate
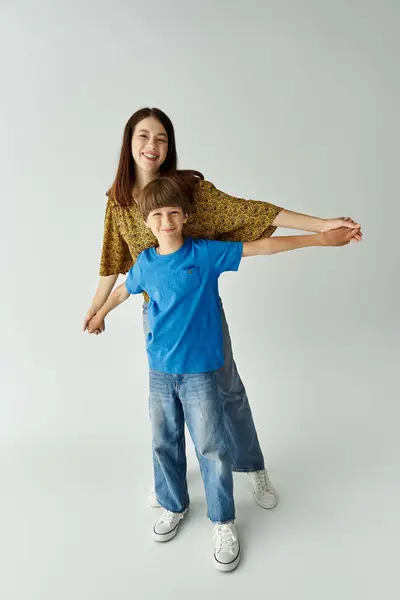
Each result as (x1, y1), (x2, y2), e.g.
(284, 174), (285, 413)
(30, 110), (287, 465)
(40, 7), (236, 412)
(108, 107), (203, 207)
(138, 172), (200, 220)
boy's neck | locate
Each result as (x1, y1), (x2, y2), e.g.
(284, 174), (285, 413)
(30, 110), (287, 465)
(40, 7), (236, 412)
(156, 235), (185, 256)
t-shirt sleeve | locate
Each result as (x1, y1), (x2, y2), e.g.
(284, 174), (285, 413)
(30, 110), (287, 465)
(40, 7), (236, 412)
(206, 240), (243, 277)
(199, 181), (282, 242)
(125, 259), (144, 295)
(99, 198), (134, 276)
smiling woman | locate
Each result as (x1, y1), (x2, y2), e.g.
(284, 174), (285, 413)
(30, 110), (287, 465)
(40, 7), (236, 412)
(132, 119), (168, 172)
(106, 107), (191, 209)
(83, 106), (362, 523)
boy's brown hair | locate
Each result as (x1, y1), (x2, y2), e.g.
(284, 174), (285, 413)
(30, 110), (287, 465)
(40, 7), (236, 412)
(138, 172), (200, 221)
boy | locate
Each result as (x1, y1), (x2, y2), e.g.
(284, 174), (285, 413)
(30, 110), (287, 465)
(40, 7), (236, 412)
(88, 175), (358, 572)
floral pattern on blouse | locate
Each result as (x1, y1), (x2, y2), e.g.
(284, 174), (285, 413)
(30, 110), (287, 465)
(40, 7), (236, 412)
(99, 179), (282, 277)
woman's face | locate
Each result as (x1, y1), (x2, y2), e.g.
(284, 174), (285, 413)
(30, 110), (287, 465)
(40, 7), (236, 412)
(131, 116), (168, 174)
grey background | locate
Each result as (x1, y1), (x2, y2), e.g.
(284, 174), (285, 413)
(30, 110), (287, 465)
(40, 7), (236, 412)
(1, 0), (399, 598)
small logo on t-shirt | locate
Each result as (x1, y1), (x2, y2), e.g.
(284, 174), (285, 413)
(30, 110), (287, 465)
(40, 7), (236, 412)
(184, 264), (196, 275)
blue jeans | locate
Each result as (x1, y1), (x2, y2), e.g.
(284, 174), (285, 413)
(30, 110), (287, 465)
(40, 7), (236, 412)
(149, 369), (235, 523)
(143, 301), (265, 472)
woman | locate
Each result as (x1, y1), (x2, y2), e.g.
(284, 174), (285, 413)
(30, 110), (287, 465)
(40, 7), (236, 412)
(83, 107), (362, 510)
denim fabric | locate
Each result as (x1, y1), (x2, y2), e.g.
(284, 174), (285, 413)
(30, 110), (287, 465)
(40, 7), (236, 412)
(143, 302), (265, 472)
(149, 369), (235, 523)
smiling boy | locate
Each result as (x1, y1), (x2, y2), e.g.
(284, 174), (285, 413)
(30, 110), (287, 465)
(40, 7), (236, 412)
(88, 174), (358, 572)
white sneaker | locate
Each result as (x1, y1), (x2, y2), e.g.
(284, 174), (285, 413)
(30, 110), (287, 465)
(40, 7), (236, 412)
(247, 469), (278, 509)
(152, 508), (188, 542)
(213, 522), (240, 572)
(148, 488), (161, 508)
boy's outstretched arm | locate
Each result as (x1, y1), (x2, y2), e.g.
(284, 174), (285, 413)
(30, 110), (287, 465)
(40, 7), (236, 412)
(242, 227), (359, 257)
(87, 283), (130, 334)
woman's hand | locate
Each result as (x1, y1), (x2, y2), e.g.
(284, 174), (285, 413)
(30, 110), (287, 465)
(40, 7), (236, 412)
(87, 313), (106, 335)
(318, 227), (359, 247)
(321, 217), (363, 242)
(83, 306), (97, 331)
(83, 306), (104, 335)
(83, 275), (119, 333)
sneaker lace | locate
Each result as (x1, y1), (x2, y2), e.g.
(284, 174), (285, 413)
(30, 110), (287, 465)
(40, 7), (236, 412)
(254, 470), (274, 495)
(159, 510), (183, 527)
(213, 524), (237, 555)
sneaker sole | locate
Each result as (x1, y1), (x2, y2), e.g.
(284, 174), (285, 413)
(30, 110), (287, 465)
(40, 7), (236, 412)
(152, 525), (179, 543)
(152, 508), (188, 542)
(214, 548), (241, 572)
(253, 493), (278, 509)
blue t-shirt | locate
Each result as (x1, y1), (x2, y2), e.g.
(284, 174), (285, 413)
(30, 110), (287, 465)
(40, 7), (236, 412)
(125, 237), (243, 374)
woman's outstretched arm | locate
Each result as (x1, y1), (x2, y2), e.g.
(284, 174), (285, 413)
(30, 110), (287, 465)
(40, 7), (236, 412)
(272, 209), (362, 241)
(196, 181), (362, 243)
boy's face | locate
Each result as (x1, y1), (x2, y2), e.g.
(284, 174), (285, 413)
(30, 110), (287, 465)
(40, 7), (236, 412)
(145, 206), (188, 240)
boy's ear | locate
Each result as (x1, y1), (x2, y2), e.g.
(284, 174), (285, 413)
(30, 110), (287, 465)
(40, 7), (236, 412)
(144, 218), (150, 228)
(183, 213), (189, 223)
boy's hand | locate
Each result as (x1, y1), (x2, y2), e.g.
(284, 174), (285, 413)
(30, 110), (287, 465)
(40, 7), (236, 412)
(318, 227), (359, 247)
(321, 217), (363, 242)
(87, 314), (105, 335)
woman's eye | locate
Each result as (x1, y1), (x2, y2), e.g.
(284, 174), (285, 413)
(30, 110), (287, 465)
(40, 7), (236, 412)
(140, 134), (147, 138)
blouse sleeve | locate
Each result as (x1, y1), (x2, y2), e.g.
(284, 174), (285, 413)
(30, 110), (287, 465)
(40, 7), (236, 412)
(200, 181), (283, 242)
(99, 198), (134, 276)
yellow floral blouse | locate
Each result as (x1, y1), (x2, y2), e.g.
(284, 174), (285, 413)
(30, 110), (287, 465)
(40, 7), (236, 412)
(99, 179), (282, 277)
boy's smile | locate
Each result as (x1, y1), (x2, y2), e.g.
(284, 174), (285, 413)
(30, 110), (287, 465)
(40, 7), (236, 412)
(145, 206), (188, 254)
